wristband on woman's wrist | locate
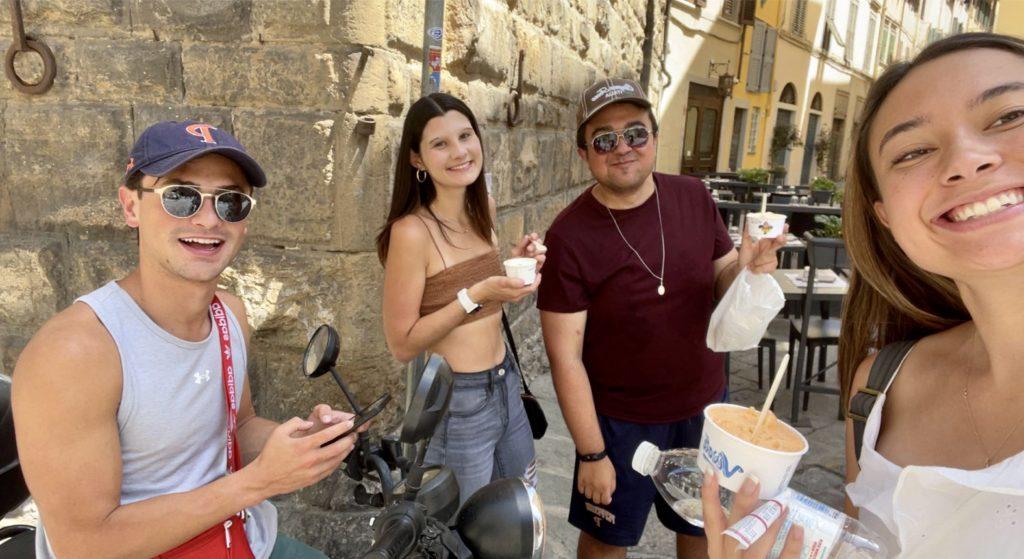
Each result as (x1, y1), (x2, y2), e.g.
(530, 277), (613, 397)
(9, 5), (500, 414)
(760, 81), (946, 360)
(577, 449), (608, 462)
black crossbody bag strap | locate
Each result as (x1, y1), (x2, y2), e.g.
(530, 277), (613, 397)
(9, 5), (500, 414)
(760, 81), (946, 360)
(848, 340), (917, 462)
(502, 310), (532, 396)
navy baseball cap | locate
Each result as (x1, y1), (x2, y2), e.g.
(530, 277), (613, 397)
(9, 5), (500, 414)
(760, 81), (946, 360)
(124, 120), (267, 188)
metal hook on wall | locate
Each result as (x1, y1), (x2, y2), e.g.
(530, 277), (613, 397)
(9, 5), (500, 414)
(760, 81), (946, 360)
(4, 0), (57, 95)
(506, 50), (524, 128)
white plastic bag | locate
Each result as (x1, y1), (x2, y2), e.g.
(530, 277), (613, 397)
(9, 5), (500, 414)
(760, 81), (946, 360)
(706, 268), (785, 352)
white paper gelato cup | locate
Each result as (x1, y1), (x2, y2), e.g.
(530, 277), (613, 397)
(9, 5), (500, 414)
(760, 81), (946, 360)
(697, 403), (808, 499)
(503, 257), (537, 285)
(745, 212), (787, 240)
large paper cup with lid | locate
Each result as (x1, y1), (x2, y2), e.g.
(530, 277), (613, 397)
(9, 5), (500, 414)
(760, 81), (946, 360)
(697, 403), (808, 499)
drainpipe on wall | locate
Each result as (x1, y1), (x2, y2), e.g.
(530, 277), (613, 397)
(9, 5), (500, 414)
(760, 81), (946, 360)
(421, 0), (446, 96)
(640, 0), (657, 92)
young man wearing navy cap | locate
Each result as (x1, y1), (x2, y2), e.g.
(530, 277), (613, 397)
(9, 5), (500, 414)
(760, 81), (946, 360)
(13, 121), (356, 559)
(538, 80), (786, 558)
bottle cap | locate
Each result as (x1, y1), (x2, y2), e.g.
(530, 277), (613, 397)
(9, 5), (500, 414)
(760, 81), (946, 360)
(632, 441), (661, 476)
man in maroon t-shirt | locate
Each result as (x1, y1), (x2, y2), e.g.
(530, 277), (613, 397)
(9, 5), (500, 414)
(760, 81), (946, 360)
(538, 78), (786, 558)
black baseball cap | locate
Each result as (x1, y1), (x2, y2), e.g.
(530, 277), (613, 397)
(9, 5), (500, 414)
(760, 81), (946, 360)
(576, 78), (652, 136)
(124, 120), (267, 188)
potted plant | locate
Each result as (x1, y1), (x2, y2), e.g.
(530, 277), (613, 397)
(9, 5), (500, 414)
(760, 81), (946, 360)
(769, 165), (788, 186)
(769, 125), (802, 183)
(812, 215), (842, 238)
(814, 126), (833, 174)
(738, 167), (771, 184)
(810, 176), (836, 205)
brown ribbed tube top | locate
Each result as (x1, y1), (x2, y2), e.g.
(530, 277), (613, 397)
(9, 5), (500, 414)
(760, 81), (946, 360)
(420, 249), (502, 323)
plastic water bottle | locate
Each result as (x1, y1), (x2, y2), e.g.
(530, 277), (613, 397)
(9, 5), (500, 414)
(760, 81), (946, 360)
(632, 443), (888, 558)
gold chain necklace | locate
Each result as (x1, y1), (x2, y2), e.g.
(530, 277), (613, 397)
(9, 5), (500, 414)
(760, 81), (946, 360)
(606, 185), (666, 296)
(961, 335), (1024, 468)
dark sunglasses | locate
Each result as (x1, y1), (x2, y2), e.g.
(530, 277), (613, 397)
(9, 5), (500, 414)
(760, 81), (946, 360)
(590, 125), (650, 154)
(138, 184), (256, 223)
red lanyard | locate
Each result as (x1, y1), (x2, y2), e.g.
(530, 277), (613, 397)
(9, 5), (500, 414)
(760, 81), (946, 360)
(210, 297), (241, 473)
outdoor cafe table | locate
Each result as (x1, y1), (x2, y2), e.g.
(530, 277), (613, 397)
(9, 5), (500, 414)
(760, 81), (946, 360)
(706, 180), (774, 203)
(715, 200), (841, 236)
(770, 269), (849, 424)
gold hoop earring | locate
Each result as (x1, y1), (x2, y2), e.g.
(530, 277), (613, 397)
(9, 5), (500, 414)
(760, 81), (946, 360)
(416, 168), (427, 183)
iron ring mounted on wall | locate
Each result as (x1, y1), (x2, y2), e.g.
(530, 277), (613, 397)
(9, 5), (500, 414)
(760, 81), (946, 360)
(4, 0), (57, 95)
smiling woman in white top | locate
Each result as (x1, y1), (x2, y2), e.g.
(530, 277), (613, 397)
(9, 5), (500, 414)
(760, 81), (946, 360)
(839, 32), (1024, 556)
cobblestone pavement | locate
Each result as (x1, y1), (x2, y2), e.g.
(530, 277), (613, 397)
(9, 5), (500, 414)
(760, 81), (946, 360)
(2, 343), (847, 559)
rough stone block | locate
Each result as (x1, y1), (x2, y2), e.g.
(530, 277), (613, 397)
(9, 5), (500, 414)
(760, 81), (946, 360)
(220, 248), (400, 428)
(64, 236), (138, 299)
(386, 0), (424, 55)
(131, 0), (253, 41)
(131, 104), (234, 134)
(337, 0), (388, 47)
(2, 103), (131, 230)
(345, 48), (392, 115)
(0, 37), (182, 103)
(0, 0), (129, 36)
(65, 39), (183, 103)
(333, 113), (399, 252)
(231, 110), (338, 245)
(520, 30), (553, 95)
(183, 44), (345, 109)
(0, 234), (64, 332)
(252, 0), (377, 45)
(274, 500), (376, 558)
(457, 2), (516, 83)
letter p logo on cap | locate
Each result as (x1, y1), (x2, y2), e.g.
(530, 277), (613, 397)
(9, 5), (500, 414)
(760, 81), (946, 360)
(185, 123), (218, 144)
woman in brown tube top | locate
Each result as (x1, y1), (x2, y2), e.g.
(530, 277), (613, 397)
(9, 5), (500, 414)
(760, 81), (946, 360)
(376, 92), (545, 504)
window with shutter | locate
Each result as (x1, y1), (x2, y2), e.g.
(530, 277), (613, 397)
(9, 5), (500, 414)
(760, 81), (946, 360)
(863, 13), (877, 72)
(723, 0), (738, 21)
(748, 108), (760, 154)
(758, 27), (776, 93)
(845, 2), (858, 63)
(747, 20), (766, 92)
(739, 0), (756, 24)
(791, 0), (807, 37)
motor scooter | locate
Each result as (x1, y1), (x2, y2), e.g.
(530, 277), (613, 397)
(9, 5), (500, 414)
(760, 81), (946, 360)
(0, 372), (35, 558)
(301, 325), (545, 559)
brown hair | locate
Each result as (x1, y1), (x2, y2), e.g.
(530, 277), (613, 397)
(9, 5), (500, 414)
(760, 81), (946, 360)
(376, 93), (494, 264)
(839, 32), (1024, 408)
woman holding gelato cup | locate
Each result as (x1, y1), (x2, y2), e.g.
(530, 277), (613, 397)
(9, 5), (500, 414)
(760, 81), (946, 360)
(376, 93), (544, 504)
(841, 33), (1024, 556)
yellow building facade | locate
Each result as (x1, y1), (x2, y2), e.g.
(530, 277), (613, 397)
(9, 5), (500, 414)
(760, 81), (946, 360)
(658, 0), (1001, 184)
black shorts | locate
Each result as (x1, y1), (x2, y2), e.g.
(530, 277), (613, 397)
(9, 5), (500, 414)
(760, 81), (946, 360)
(567, 411), (708, 547)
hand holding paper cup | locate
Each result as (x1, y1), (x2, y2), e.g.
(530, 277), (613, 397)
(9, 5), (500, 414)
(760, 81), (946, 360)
(503, 257), (537, 285)
(746, 193), (787, 241)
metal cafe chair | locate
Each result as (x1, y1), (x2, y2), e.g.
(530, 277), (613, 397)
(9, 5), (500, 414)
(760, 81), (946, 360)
(789, 233), (847, 423)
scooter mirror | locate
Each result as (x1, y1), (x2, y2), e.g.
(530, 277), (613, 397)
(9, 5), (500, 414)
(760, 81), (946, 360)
(456, 477), (546, 559)
(400, 354), (453, 444)
(413, 465), (460, 524)
(303, 324), (339, 378)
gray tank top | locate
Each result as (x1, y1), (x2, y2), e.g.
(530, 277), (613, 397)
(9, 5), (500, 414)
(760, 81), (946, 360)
(36, 281), (277, 558)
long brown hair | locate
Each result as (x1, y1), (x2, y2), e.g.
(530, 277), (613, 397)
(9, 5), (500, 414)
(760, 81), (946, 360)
(839, 32), (1024, 408)
(376, 93), (493, 264)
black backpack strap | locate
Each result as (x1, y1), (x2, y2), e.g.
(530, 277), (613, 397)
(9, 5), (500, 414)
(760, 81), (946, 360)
(502, 310), (532, 396)
(848, 340), (917, 462)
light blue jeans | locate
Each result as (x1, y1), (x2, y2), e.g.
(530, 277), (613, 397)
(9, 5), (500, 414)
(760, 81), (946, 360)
(424, 347), (538, 506)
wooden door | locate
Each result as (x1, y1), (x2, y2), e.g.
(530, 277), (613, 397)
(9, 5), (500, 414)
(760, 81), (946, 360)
(680, 83), (724, 174)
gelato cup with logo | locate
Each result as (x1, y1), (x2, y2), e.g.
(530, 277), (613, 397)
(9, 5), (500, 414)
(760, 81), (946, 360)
(698, 403), (808, 499)
(503, 257), (537, 286)
(745, 212), (787, 241)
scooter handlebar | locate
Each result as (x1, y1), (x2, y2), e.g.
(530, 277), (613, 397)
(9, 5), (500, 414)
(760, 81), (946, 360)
(362, 501), (425, 559)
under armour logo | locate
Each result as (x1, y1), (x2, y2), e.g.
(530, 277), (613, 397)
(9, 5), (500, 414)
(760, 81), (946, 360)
(185, 123), (218, 144)
(194, 370), (212, 384)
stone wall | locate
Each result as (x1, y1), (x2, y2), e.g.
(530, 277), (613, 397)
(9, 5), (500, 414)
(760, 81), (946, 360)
(0, 0), (664, 554)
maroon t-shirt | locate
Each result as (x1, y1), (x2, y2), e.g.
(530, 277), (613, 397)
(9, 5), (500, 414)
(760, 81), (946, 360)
(537, 173), (734, 423)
